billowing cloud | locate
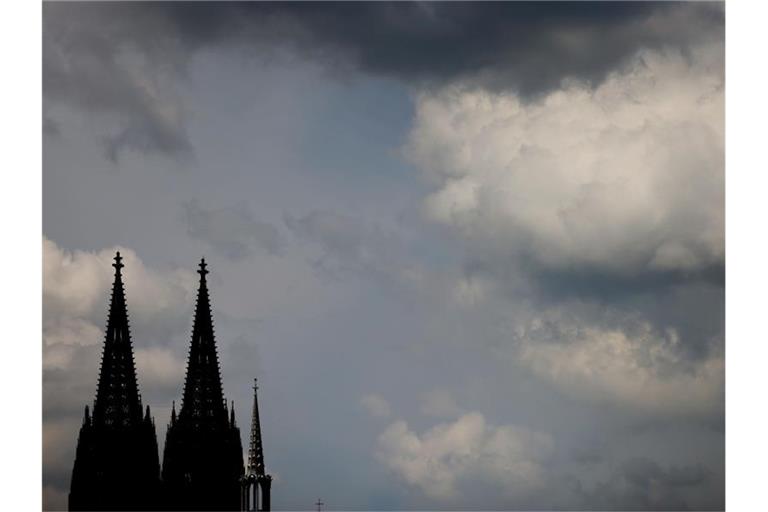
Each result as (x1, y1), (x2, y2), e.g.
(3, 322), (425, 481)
(135, 346), (186, 390)
(43, 237), (196, 370)
(512, 306), (723, 416)
(43, 2), (722, 160)
(407, 44), (724, 280)
(377, 412), (553, 502)
(182, 200), (283, 260)
(43, 238), (196, 510)
(404, 43), (724, 418)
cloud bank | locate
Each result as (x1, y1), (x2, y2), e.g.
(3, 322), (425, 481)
(377, 412), (554, 502)
(43, 2), (723, 161)
(407, 45), (724, 279)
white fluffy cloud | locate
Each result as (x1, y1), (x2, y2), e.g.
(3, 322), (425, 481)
(511, 306), (723, 415)
(43, 238), (197, 510)
(407, 44), (723, 276)
(377, 412), (553, 501)
(43, 237), (195, 373)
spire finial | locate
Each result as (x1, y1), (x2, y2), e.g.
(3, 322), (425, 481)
(113, 251), (124, 274)
(254, 377), (258, 391)
(198, 258), (209, 279)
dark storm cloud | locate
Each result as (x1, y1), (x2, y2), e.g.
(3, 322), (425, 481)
(137, 1), (724, 94)
(43, 1), (723, 159)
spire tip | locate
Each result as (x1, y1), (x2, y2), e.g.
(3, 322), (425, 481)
(112, 251), (124, 273)
(198, 258), (209, 278)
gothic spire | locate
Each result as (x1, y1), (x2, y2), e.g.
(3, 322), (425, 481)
(247, 378), (266, 477)
(92, 251), (143, 427)
(179, 258), (227, 428)
(69, 252), (161, 511)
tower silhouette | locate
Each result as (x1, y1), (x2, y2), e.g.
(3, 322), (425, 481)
(68, 252), (161, 511)
(241, 378), (272, 511)
(162, 259), (244, 510)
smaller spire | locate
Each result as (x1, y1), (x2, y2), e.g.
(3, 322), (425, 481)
(171, 400), (177, 425)
(145, 405), (151, 422)
(83, 405), (90, 426)
(230, 400), (236, 426)
(247, 377), (266, 476)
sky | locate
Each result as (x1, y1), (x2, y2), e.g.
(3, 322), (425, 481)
(42, 2), (724, 510)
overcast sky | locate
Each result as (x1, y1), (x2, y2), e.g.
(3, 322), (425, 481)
(42, 2), (724, 510)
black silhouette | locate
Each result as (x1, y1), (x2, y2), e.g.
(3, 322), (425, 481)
(161, 259), (245, 510)
(69, 252), (162, 511)
(241, 379), (272, 511)
(67, 255), (270, 511)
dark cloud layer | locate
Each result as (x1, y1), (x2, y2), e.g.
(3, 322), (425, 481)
(43, 1), (724, 160)
(87, 1), (724, 92)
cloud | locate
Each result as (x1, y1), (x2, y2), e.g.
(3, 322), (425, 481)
(43, 484), (68, 512)
(135, 346), (186, 390)
(43, 4), (192, 161)
(182, 199), (283, 260)
(376, 412), (553, 502)
(43, 2), (722, 160)
(586, 457), (716, 510)
(513, 306), (724, 416)
(43, 237), (196, 369)
(361, 394), (391, 419)
(402, 42), (727, 419)
(406, 44), (724, 281)
(43, 238), (196, 510)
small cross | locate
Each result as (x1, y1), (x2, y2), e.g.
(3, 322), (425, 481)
(113, 251), (124, 272)
(254, 377), (259, 391)
(198, 258), (209, 277)
(315, 499), (324, 512)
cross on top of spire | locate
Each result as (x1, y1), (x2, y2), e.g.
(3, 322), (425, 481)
(198, 258), (209, 278)
(254, 377), (258, 391)
(113, 251), (124, 273)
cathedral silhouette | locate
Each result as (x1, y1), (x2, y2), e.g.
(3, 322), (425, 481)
(69, 253), (272, 511)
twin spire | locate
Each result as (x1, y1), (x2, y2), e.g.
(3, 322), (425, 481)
(178, 257), (229, 429)
(72, 252), (269, 511)
(93, 251), (144, 427)
(69, 251), (161, 511)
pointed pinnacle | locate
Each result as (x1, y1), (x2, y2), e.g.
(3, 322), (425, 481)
(198, 257), (209, 278)
(113, 251), (124, 273)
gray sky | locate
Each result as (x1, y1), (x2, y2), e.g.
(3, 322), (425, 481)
(42, 2), (724, 510)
